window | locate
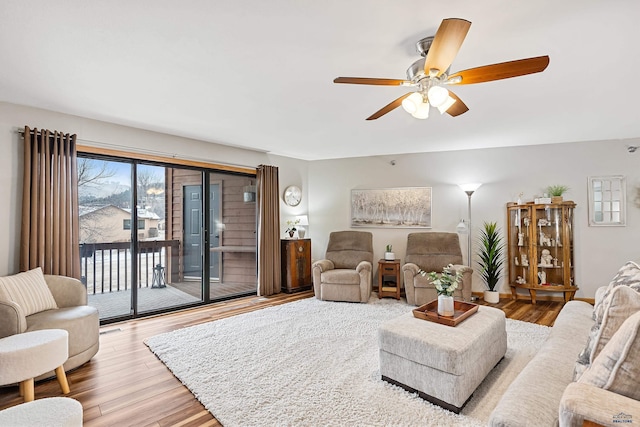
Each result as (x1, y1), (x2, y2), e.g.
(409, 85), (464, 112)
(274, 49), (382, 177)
(588, 175), (626, 226)
(123, 219), (145, 230)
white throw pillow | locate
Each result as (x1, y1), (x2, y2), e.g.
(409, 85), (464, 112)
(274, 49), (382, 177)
(592, 285), (640, 359)
(593, 261), (640, 323)
(578, 310), (640, 401)
(576, 261), (640, 380)
(0, 267), (58, 316)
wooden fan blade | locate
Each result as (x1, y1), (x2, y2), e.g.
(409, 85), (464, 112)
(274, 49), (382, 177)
(446, 91), (469, 117)
(447, 55), (550, 85)
(366, 93), (413, 120)
(424, 18), (471, 77)
(334, 77), (410, 86)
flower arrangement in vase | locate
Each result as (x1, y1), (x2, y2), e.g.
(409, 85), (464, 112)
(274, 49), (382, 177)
(419, 264), (463, 316)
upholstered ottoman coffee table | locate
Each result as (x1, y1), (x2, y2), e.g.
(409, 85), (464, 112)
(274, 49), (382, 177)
(378, 305), (507, 413)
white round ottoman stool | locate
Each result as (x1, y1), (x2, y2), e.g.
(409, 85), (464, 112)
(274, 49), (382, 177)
(0, 397), (82, 426)
(0, 329), (70, 402)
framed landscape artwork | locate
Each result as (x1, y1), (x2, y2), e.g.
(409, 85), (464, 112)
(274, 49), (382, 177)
(351, 187), (432, 228)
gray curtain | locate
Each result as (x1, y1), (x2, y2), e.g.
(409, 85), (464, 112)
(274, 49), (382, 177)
(256, 165), (281, 296)
(20, 126), (81, 279)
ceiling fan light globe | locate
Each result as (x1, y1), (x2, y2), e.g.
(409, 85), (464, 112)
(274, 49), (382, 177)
(401, 92), (423, 114)
(411, 101), (430, 119)
(427, 85), (449, 108)
(437, 96), (457, 114)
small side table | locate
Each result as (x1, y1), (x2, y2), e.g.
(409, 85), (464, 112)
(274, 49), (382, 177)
(378, 259), (401, 300)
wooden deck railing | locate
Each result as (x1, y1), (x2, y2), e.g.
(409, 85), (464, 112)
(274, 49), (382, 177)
(80, 240), (180, 295)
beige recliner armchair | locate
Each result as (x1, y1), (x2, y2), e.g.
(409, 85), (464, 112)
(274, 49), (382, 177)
(0, 270), (100, 378)
(312, 231), (373, 303)
(402, 232), (473, 305)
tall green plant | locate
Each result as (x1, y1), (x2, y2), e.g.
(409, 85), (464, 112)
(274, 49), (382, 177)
(477, 222), (505, 291)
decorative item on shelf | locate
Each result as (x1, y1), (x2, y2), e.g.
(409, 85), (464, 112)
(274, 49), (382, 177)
(547, 185), (569, 203)
(539, 249), (553, 267)
(539, 231), (552, 246)
(285, 218), (299, 239)
(534, 194), (552, 204)
(477, 222), (504, 304)
(517, 192), (524, 205)
(419, 264), (463, 317)
(521, 253), (529, 266)
(538, 271), (547, 285)
(295, 215), (309, 238)
(384, 244), (395, 260)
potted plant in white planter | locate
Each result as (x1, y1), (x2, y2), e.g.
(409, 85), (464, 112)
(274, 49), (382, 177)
(384, 244), (395, 260)
(478, 221), (505, 304)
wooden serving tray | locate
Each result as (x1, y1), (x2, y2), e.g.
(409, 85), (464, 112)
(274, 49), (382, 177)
(412, 300), (479, 327)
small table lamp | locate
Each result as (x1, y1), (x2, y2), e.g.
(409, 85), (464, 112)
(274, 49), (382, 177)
(295, 215), (309, 238)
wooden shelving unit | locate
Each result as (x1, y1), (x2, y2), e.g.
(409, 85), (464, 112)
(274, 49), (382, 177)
(506, 201), (577, 304)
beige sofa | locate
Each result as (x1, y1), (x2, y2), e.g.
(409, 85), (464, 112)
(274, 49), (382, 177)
(489, 261), (640, 427)
(0, 271), (100, 377)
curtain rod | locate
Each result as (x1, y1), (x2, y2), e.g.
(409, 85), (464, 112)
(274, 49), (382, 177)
(15, 127), (257, 173)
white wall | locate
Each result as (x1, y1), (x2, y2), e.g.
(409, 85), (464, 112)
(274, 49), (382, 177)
(3, 102), (639, 300)
(0, 102), (308, 276)
(275, 155), (309, 238)
(308, 140), (640, 299)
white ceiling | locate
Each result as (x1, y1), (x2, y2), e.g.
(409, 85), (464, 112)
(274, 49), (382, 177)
(1, 1), (639, 160)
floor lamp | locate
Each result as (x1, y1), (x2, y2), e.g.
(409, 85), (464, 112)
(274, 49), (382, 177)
(459, 183), (482, 267)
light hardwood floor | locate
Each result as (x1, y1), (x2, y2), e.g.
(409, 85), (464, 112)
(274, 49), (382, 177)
(0, 293), (564, 426)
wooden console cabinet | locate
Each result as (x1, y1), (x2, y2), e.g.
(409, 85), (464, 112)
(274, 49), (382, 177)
(281, 239), (312, 293)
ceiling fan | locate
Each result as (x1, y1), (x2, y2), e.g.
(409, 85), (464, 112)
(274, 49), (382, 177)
(334, 18), (549, 120)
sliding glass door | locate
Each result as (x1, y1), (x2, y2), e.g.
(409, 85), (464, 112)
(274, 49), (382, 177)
(78, 154), (257, 322)
(135, 164), (202, 315)
(209, 172), (257, 300)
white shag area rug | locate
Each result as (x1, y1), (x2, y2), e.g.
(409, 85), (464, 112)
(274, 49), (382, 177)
(145, 296), (550, 426)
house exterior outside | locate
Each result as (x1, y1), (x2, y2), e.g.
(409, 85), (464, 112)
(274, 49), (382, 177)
(79, 205), (161, 243)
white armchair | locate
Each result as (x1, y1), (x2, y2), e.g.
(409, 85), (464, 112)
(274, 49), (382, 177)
(0, 269), (99, 378)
